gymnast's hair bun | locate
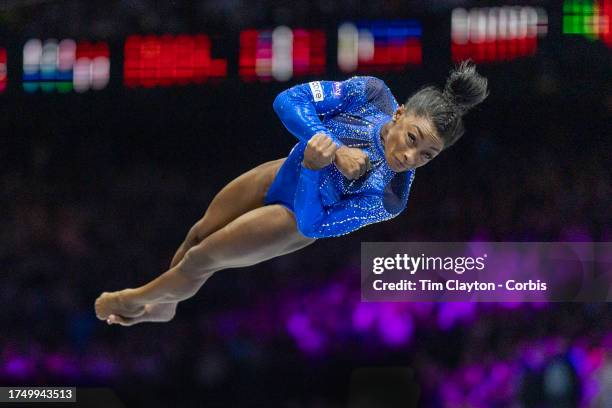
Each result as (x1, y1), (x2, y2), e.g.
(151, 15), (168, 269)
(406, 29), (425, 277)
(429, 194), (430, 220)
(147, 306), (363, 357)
(443, 60), (489, 115)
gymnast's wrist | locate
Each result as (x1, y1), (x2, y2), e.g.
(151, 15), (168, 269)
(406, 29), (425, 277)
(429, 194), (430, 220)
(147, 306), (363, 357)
(301, 159), (323, 171)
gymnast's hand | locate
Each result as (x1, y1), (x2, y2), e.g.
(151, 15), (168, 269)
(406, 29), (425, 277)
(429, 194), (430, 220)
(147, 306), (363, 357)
(302, 133), (338, 170)
(333, 146), (371, 180)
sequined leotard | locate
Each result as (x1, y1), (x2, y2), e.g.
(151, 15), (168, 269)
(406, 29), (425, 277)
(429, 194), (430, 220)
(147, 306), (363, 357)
(264, 76), (416, 239)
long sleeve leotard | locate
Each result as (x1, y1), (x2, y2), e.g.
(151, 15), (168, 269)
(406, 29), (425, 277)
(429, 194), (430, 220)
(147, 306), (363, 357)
(272, 76), (416, 238)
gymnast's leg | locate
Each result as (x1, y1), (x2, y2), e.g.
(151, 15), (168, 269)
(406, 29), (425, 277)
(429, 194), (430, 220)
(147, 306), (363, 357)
(129, 158), (286, 323)
(94, 204), (316, 325)
(169, 158), (286, 268)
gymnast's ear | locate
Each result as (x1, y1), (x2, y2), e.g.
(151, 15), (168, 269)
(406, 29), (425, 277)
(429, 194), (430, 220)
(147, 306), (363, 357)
(392, 105), (406, 122)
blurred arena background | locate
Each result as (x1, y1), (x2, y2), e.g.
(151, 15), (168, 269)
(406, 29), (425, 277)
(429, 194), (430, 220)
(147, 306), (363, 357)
(0, 0), (610, 406)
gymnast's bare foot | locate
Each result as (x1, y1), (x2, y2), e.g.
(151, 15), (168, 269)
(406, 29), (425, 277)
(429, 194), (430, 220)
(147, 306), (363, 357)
(95, 289), (145, 321)
(106, 302), (178, 326)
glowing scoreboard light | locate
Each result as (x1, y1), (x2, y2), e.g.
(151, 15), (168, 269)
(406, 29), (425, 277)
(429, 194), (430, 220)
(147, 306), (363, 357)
(563, 0), (611, 47)
(451, 7), (548, 63)
(0, 48), (6, 92)
(73, 41), (110, 92)
(22, 39), (110, 93)
(239, 27), (326, 81)
(337, 21), (422, 73)
(124, 34), (227, 88)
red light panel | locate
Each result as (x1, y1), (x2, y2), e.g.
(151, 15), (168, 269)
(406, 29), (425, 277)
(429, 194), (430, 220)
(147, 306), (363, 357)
(603, 0), (612, 47)
(0, 48), (6, 92)
(124, 34), (227, 88)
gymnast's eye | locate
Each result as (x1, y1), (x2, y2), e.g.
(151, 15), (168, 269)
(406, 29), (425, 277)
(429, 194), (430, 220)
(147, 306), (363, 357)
(424, 152), (433, 160)
(406, 133), (416, 145)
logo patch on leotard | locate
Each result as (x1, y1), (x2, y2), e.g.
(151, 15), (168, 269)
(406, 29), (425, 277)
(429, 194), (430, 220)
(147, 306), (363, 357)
(308, 81), (324, 102)
(332, 82), (342, 96)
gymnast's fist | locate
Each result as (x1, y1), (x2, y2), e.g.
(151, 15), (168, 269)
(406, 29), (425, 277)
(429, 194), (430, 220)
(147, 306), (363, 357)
(303, 133), (338, 170)
(333, 146), (371, 180)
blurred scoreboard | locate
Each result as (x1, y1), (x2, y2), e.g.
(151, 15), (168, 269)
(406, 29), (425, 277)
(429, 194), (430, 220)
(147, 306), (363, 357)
(238, 21), (422, 82)
(124, 34), (227, 88)
(22, 39), (110, 92)
(239, 27), (326, 82)
(563, 0), (612, 46)
(451, 6), (548, 63)
(337, 21), (422, 73)
(4, 5), (610, 92)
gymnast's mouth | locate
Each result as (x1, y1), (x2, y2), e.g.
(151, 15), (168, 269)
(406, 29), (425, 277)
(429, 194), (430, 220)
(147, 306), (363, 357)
(391, 156), (403, 170)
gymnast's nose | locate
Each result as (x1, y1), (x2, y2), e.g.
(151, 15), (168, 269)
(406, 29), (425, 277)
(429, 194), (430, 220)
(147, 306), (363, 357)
(402, 151), (415, 168)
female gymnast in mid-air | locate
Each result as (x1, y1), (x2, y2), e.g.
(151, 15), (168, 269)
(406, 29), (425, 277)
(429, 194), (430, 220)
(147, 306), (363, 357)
(95, 60), (488, 326)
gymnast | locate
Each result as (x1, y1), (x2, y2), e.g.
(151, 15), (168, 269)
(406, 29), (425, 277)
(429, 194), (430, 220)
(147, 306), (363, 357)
(95, 60), (488, 326)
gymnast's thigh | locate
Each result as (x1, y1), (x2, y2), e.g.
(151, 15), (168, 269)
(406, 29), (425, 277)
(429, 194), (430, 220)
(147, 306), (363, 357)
(183, 204), (316, 272)
(189, 157), (287, 241)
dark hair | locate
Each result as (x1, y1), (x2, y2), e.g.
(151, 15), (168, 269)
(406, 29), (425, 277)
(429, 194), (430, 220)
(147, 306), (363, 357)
(404, 60), (489, 149)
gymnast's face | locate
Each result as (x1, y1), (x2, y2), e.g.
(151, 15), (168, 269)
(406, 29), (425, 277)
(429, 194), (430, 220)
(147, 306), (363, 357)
(380, 107), (444, 172)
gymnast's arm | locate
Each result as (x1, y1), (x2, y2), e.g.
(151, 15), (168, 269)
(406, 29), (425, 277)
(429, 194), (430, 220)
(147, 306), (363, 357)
(272, 77), (368, 147)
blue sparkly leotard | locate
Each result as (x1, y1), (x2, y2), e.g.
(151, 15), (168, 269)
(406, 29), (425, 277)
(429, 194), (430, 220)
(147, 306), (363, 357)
(264, 76), (416, 239)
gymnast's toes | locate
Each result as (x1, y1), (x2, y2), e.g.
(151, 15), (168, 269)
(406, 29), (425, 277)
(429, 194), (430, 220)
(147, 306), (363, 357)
(95, 290), (145, 321)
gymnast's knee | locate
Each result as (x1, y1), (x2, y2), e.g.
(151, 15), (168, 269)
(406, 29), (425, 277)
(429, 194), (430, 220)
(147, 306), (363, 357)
(187, 218), (212, 246)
